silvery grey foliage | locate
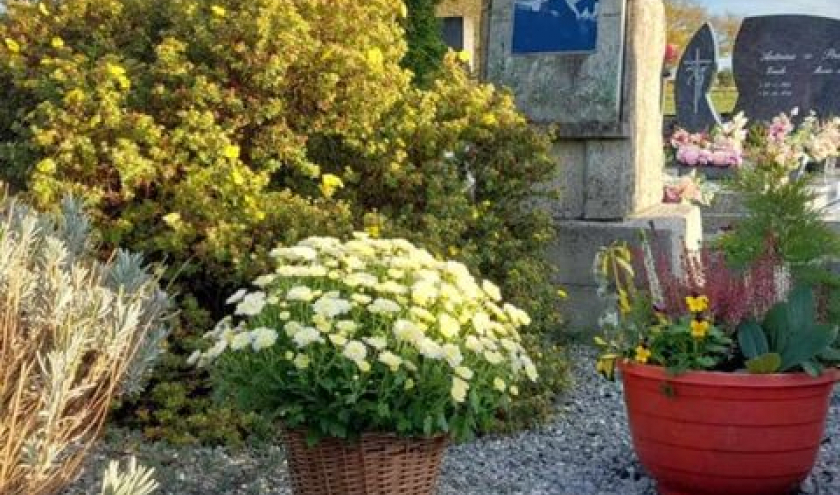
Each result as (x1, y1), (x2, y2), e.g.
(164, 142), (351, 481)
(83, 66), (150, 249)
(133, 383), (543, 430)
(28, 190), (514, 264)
(0, 195), (172, 495)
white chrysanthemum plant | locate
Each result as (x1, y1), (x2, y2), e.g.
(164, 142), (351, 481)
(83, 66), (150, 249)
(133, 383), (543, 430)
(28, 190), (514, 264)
(193, 234), (538, 443)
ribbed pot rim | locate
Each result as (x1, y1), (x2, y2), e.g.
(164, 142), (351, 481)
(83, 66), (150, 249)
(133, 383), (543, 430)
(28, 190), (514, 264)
(618, 360), (840, 388)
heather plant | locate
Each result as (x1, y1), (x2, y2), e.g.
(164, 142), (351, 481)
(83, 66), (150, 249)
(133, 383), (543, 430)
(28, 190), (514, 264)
(0, 0), (562, 442)
(0, 195), (171, 495)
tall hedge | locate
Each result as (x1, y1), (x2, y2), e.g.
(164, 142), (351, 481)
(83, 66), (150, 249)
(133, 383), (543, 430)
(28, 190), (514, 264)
(402, 0), (447, 85)
(0, 0), (565, 443)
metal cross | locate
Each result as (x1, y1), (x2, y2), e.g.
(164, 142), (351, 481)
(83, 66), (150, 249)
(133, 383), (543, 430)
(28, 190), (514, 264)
(684, 49), (712, 114)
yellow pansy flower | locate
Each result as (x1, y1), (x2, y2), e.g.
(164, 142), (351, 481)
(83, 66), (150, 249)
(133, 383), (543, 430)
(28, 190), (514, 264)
(686, 295), (710, 313)
(634, 345), (651, 364)
(690, 319), (710, 339)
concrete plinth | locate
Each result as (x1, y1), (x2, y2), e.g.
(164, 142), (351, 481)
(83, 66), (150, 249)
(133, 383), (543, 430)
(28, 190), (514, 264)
(551, 204), (702, 331)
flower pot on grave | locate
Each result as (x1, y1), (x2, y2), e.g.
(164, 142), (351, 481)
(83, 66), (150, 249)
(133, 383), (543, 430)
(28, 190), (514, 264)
(619, 361), (839, 495)
(282, 430), (447, 495)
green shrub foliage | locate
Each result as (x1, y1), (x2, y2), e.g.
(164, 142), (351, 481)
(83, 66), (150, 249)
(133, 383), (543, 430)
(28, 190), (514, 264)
(402, 0), (447, 85)
(0, 0), (564, 443)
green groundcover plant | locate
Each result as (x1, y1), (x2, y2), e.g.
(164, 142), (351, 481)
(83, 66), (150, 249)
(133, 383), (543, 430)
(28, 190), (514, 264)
(195, 234), (538, 443)
(0, 0), (564, 443)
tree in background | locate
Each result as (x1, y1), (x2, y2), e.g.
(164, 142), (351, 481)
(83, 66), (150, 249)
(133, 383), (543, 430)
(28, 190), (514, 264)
(402, 0), (448, 85)
(665, 0), (741, 57)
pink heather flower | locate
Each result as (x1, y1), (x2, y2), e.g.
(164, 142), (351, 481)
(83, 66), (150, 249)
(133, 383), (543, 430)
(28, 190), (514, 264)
(679, 146), (701, 166)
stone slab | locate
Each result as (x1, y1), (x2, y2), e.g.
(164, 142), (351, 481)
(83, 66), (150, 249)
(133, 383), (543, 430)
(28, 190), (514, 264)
(485, 0), (627, 134)
(734, 15), (840, 121)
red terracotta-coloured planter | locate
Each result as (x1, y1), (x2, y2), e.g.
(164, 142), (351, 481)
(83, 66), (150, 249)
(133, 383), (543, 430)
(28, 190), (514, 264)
(620, 361), (839, 495)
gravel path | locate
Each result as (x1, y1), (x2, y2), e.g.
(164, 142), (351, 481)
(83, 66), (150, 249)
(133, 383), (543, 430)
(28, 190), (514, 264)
(65, 346), (840, 494)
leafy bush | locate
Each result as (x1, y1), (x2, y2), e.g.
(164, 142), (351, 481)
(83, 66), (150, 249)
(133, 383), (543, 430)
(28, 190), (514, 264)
(402, 0), (447, 85)
(0, 195), (170, 495)
(0, 0), (563, 443)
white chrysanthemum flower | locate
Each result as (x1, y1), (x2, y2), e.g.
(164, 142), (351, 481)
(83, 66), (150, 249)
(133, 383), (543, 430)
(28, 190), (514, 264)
(230, 332), (252, 351)
(451, 377), (468, 403)
(482, 280), (502, 301)
(416, 338), (443, 360)
(378, 351), (402, 371)
(393, 319), (424, 343)
(472, 312), (492, 334)
(284, 321), (304, 337)
(312, 296), (353, 318)
(226, 289), (248, 305)
(342, 340), (367, 363)
(439, 283), (464, 305)
(441, 343), (463, 367)
(465, 335), (484, 353)
(293, 354), (310, 369)
(351, 293), (372, 305)
(253, 274), (276, 287)
(438, 313), (460, 339)
(286, 286), (315, 302)
(500, 338), (517, 353)
(329, 334), (348, 346)
(235, 291), (267, 316)
(411, 281), (438, 306)
(271, 245), (318, 261)
(368, 297), (401, 314)
(251, 327), (278, 351)
(493, 377), (506, 392)
(454, 366), (474, 380)
(346, 272), (378, 288)
(503, 303), (532, 327)
(336, 320), (358, 334)
(387, 268), (405, 279)
(364, 336), (388, 350)
(409, 306), (435, 323)
(279, 311), (291, 321)
(376, 280), (409, 294)
(484, 350), (504, 365)
(205, 316), (233, 339)
(293, 326), (324, 347)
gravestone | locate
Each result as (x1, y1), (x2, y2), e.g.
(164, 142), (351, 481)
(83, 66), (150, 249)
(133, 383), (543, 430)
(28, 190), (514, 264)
(734, 15), (840, 121)
(675, 23), (721, 132)
(485, 0), (701, 330)
(487, 0), (623, 131)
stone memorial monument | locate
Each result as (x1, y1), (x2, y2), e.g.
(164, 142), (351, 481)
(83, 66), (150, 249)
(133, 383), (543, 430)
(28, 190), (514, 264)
(485, 0), (701, 329)
(733, 15), (840, 121)
(675, 23), (721, 132)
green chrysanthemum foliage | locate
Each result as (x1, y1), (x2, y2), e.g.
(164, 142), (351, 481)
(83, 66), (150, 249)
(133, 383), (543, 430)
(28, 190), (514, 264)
(0, 0), (564, 443)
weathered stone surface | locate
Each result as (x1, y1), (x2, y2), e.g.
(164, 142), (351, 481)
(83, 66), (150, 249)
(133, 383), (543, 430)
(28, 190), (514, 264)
(734, 15), (840, 121)
(550, 203), (702, 330)
(675, 23), (721, 132)
(624, 0), (667, 218)
(485, 0), (626, 133)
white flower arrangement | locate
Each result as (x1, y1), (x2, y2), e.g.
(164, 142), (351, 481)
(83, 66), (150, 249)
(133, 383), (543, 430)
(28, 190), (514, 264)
(194, 233), (537, 442)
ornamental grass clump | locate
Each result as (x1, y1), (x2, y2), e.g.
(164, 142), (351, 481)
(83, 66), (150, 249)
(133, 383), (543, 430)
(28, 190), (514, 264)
(0, 196), (170, 495)
(194, 234), (538, 443)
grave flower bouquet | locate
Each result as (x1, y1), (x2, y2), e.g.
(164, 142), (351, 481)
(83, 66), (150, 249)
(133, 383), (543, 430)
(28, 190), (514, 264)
(670, 112), (748, 168)
(192, 234), (538, 443)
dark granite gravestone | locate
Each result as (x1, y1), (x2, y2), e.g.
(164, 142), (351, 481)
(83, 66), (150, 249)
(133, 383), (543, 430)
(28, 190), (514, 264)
(733, 15), (840, 122)
(675, 23), (721, 132)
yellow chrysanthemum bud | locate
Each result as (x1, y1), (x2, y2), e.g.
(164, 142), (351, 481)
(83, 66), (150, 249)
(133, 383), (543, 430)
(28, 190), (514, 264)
(5, 39), (20, 54)
(50, 37), (64, 49)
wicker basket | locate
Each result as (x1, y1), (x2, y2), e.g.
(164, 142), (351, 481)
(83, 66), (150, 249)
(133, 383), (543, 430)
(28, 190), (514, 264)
(282, 430), (447, 495)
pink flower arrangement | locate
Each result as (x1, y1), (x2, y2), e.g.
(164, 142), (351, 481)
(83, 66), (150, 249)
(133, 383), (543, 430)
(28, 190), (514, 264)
(670, 113), (747, 168)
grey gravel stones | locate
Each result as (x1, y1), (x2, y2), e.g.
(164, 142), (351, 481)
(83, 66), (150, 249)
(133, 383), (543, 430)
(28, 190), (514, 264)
(64, 346), (839, 495)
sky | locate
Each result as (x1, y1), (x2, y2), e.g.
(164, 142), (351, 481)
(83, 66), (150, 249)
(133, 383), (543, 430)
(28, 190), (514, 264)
(699, 0), (840, 18)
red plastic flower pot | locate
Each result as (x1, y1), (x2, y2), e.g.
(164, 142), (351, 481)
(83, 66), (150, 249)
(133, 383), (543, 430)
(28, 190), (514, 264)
(619, 361), (839, 495)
